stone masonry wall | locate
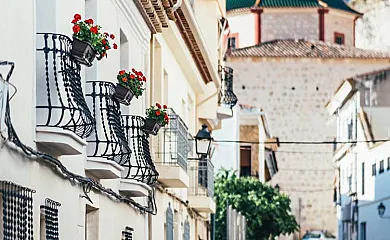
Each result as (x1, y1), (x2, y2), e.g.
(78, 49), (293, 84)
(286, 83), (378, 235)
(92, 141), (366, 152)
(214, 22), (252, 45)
(227, 57), (390, 239)
(324, 13), (354, 46)
(240, 125), (259, 177)
(261, 11), (319, 42)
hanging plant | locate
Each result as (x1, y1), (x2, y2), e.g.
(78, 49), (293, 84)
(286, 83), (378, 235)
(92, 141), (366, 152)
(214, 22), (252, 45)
(144, 103), (169, 135)
(70, 13), (117, 67)
(113, 68), (146, 105)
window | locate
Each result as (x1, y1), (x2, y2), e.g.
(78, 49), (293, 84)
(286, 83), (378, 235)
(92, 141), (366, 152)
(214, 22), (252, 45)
(379, 160), (385, 174)
(361, 162), (365, 195)
(122, 226), (134, 240)
(387, 157), (390, 170)
(372, 163), (377, 176)
(360, 222), (366, 240)
(85, 205), (99, 240)
(41, 198), (61, 240)
(166, 203), (174, 240)
(334, 32), (345, 45)
(183, 218), (190, 240)
(240, 146), (251, 177)
(227, 37), (237, 49)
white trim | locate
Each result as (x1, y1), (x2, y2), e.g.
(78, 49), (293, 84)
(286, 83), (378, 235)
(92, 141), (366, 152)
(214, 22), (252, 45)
(113, 0), (151, 50)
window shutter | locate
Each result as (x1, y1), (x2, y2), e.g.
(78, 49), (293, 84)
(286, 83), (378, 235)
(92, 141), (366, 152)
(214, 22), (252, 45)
(166, 203), (174, 240)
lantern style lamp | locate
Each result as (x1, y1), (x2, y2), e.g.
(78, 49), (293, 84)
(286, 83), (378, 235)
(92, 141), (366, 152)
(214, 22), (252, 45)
(195, 124), (212, 156)
(378, 202), (386, 217)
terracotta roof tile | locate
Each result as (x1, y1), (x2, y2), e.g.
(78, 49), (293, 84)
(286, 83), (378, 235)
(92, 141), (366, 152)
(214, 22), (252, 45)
(229, 39), (390, 59)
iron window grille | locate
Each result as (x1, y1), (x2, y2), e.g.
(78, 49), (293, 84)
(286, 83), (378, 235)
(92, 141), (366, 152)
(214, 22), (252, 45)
(122, 115), (159, 185)
(85, 81), (132, 176)
(218, 66), (238, 109)
(40, 198), (61, 240)
(155, 108), (192, 171)
(122, 226), (134, 240)
(188, 157), (214, 198)
(36, 33), (94, 138)
(0, 181), (35, 240)
(166, 203), (174, 240)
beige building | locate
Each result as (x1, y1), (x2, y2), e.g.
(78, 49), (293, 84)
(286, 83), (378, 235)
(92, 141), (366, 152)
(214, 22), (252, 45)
(223, 0), (390, 237)
(0, 0), (230, 239)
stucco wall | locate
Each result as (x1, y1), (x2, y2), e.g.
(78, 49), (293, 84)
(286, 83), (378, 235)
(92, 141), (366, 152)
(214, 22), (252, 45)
(353, 0), (390, 52)
(261, 10), (319, 43)
(324, 12), (355, 46)
(226, 56), (390, 238)
(227, 12), (257, 48)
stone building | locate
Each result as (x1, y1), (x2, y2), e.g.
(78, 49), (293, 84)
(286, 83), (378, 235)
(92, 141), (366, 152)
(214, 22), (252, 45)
(222, 0), (390, 238)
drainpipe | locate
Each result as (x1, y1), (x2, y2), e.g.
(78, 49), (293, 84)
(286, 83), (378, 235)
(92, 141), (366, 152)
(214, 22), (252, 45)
(353, 95), (359, 240)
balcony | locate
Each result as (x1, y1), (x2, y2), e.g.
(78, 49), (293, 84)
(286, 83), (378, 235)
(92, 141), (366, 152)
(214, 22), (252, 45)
(188, 158), (216, 213)
(35, 33), (94, 156)
(85, 81), (158, 187)
(217, 66), (238, 119)
(155, 109), (191, 188)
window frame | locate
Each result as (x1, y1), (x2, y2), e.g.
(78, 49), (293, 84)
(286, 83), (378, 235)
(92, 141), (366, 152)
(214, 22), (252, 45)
(361, 162), (365, 195)
(334, 32), (345, 45)
(379, 160), (385, 174)
(372, 163), (377, 176)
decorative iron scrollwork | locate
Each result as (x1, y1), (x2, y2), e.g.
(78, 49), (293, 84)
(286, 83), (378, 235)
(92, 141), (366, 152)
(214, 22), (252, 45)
(36, 33), (94, 138)
(86, 81), (132, 171)
(219, 66), (238, 109)
(122, 115), (159, 185)
(0, 181), (35, 240)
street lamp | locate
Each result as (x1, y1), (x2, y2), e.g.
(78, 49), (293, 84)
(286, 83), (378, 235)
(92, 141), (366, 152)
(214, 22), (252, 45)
(195, 124), (212, 156)
(378, 202), (386, 217)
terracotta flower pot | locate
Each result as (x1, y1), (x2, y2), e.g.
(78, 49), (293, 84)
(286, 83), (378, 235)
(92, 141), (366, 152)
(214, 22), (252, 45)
(113, 84), (134, 105)
(71, 38), (96, 67)
(144, 118), (162, 136)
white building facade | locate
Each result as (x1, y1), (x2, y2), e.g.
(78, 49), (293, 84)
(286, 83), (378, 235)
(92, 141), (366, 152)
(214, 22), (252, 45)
(0, 0), (228, 239)
(327, 68), (390, 240)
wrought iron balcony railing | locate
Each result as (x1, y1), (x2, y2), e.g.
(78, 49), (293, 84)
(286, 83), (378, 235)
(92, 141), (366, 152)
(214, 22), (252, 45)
(188, 158), (214, 198)
(36, 33), (94, 138)
(155, 108), (192, 171)
(219, 66), (238, 109)
(122, 115), (159, 185)
(86, 81), (158, 185)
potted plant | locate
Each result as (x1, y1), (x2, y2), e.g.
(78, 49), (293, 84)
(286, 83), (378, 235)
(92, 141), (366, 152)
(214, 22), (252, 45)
(71, 13), (117, 66)
(113, 68), (146, 105)
(144, 103), (169, 135)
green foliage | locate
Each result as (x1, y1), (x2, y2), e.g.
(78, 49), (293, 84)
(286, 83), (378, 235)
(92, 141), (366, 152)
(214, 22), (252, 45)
(214, 169), (299, 240)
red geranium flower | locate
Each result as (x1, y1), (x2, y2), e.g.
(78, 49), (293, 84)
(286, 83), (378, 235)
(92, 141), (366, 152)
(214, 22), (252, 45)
(130, 74), (135, 79)
(90, 26), (98, 34)
(104, 32), (109, 37)
(73, 25), (81, 33)
(122, 77), (128, 82)
(71, 18), (78, 24)
(163, 105), (167, 109)
(74, 14), (81, 21)
(142, 76), (146, 82)
(110, 34), (115, 40)
(156, 110), (161, 116)
(113, 43), (117, 49)
(119, 70), (126, 75)
(156, 103), (161, 108)
(102, 52), (106, 57)
(101, 39), (107, 45)
(132, 68), (136, 73)
(105, 45), (109, 50)
(85, 18), (94, 24)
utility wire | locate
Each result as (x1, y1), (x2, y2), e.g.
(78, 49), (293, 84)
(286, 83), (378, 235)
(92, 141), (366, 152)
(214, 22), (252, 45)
(212, 139), (389, 145)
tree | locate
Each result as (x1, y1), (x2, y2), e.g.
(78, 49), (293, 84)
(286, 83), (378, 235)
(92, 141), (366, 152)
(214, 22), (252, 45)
(214, 169), (299, 240)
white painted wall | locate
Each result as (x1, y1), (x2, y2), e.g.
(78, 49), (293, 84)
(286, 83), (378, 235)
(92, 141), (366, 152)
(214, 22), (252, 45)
(227, 12), (256, 48)
(212, 106), (240, 174)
